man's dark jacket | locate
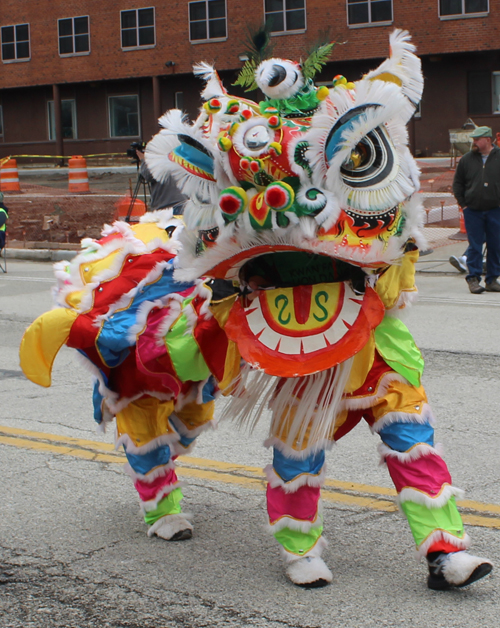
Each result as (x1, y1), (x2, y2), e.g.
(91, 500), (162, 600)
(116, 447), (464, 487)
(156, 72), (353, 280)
(453, 146), (500, 211)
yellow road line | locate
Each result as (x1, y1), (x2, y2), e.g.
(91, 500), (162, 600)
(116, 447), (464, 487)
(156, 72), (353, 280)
(1, 425), (500, 527)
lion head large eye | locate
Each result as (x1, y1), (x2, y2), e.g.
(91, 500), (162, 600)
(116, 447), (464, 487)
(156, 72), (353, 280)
(244, 125), (271, 151)
(340, 126), (396, 189)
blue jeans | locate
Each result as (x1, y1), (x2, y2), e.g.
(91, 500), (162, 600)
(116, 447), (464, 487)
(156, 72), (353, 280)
(463, 207), (500, 284)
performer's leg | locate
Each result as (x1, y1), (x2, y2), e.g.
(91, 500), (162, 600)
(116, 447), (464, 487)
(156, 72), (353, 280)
(116, 395), (214, 541)
(367, 379), (492, 588)
(484, 207), (500, 285)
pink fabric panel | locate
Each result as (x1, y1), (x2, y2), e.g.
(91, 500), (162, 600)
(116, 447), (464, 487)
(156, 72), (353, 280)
(386, 453), (451, 496)
(134, 468), (178, 502)
(266, 484), (321, 524)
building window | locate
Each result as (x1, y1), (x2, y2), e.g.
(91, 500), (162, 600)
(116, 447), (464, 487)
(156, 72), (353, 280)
(0, 105), (3, 136)
(48, 100), (77, 140)
(109, 95), (140, 137)
(1, 23), (30, 62)
(175, 92), (184, 109)
(439, 0), (488, 17)
(265, 0), (306, 33)
(347, 0), (392, 26)
(467, 71), (491, 115)
(189, 1), (227, 42)
(121, 8), (155, 49)
(58, 16), (90, 56)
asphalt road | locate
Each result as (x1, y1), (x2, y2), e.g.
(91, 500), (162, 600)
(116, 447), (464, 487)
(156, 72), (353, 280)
(1, 256), (500, 628)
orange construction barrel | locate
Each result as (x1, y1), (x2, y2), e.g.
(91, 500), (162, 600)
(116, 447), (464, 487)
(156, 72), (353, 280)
(458, 207), (466, 234)
(0, 158), (21, 192)
(68, 155), (90, 192)
(113, 193), (146, 222)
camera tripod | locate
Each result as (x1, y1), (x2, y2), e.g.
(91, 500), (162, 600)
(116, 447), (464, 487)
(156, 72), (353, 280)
(125, 169), (151, 223)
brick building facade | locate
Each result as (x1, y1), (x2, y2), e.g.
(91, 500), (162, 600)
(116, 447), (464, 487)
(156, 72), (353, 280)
(1, 0), (500, 160)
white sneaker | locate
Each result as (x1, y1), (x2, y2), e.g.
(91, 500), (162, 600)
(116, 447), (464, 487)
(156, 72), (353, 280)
(449, 255), (468, 273)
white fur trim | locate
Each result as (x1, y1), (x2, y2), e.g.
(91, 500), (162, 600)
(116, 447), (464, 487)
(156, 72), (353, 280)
(398, 484), (465, 509)
(115, 432), (180, 456)
(267, 507), (323, 535)
(264, 436), (335, 460)
(264, 464), (326, 493)
(416, 530), (470, 560)
(123, 461), (175, 483)
(371, 403), (436, 434)
(147, 513), (193, 539)
(378, 441), (443, 465)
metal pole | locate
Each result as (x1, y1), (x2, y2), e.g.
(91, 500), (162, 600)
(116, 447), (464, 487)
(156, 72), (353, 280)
(152, 76), (161, 124)
(52, 84), (64, 167)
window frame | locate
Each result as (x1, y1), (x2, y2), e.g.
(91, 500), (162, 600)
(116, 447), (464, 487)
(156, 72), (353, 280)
(1, 23), (31, 63)
(120, 7), (156, 50)
(47, 99), (78, 141)
(188, 0), (228, 44)
(108, 94), (141, 138)
(439, 0), (489, 20)
(491, 71), (500, 115)
(346, 0), (393, 28)
(264, 0), (307, 35)
(0, 105), (3, 137)
(58, 16), (91, 57)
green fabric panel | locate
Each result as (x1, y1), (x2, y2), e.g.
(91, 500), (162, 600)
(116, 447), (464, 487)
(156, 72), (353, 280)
(143, 487), (184, 525)
(400, 497), (465, 548)
(273, 524), (323, 556)
(374, 316), (424, 387)
(165, 306), (210, 382)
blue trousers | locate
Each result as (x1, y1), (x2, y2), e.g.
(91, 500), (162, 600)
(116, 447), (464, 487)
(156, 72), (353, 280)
(463, 207), (500, 283)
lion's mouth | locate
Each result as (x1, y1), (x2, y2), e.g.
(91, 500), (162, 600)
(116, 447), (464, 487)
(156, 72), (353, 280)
(223, 250), (385, 377)
(239, 251), (367, 293)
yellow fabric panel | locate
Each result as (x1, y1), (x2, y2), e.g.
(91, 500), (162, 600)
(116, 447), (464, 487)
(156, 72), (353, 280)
(219, 340), (242, 394)
(116, 397), (175, 446)
(269, 405), (337, 453)
(343, 332), (376, 394)
(79, 249), (121, 285)
(19, 308), (77, 387)
(209, 294), (238, 327)
(369, 72), (403, 86)
(175, 400), (215, 431)
(375, 249), (419, 310)
(370, 380), (428, 426)
(131, 222), (170, 245)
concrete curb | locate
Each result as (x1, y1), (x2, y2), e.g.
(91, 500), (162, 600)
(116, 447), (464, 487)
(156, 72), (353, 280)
(6, 248), (77, 262)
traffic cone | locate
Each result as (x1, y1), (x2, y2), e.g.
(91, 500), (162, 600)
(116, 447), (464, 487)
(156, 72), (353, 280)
(113, 193), (146, 223)
(68, 155), (90, 192)
(0, 158), (21, 192)
(449, 206), (468, 241)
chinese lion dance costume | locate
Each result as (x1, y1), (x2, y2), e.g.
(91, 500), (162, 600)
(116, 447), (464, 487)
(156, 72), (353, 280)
(20, 30), (492, 590)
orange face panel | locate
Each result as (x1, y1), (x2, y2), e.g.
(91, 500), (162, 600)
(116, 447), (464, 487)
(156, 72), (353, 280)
(225, 284), (385, 377)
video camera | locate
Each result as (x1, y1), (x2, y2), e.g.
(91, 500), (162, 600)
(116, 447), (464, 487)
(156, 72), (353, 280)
(126, 141), (146, 165)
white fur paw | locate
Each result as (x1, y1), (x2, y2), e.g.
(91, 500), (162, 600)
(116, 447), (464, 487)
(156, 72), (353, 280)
(147, 514), (193, 541)
(443, 551), (493, 587)
(286, 556), (333, 588)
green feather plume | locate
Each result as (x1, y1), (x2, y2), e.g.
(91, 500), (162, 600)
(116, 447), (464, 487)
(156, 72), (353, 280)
(302, 42), (335, 81)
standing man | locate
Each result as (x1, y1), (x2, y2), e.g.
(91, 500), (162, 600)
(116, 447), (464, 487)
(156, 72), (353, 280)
(453, 126), (500, 294)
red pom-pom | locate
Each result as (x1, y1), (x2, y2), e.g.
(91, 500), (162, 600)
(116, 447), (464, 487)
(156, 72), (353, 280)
(241, 109), (252, 120)
(240, 159), (250, 170)
(249, 161), (260, 173)
(266, 187), (287, 208)
(220, 195), (241, 215)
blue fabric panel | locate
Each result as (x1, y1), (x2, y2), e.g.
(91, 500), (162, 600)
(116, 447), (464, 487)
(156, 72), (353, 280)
(201, 376), (217, 403)
(92, 380), (104, 425)
(169, 418), (198, 448)
(173, 142), (214, 176)
(96, 270), (193, 367)
(123, 443), (172, 475)
(379, 421), (434, 452)
(273, 448), (325, 483)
